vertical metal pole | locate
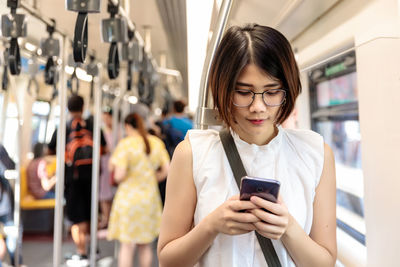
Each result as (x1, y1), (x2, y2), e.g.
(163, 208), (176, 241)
(90, 71), (102, 267)
(14, 95), (21, 267)
(0, 91), (9, 143)
(111, 95), (123, 150)
(53, 35), (68, 267)
(195, 0), (233, 129)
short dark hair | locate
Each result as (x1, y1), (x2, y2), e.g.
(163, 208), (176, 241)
(173, 100), (185, 113)
(33, 143), (46, 159)
(67, 94), (84, 112)
(209, 24), (301, 127)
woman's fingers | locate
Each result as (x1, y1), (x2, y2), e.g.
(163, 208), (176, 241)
(228, 194), (240, 201)
(254, 221), (284, 234)
(250, 196), (283, 215)
(230, 211), (260, 223)
(254, 222), (286, 240)
(249, 209), (286, 226)
(226, 221), (257, 234)
(229, 199), (259, 212)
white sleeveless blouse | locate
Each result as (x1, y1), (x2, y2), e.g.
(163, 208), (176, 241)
(188, 126), (324, 267)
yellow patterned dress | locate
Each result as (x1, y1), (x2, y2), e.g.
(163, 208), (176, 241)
(107, 135), (169, 243)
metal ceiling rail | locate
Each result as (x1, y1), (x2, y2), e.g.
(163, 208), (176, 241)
(20, 1), (68, 38)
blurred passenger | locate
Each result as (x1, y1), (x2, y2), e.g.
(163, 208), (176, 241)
(158, 24), (337, 267)
(162, 100), (193, 157)
(48, 94), (106, 263)
(0, 176), (22, 266)
(98, 109), (115, 229)
(0, 144), (15, 178)
(26, 143), (56, 199)
(108, 113), (169, 267)
(0, 230), (5, 267)
(0, 144), (23, 266)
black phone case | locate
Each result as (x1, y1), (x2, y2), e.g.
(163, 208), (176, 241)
(239, 176), (280, 203)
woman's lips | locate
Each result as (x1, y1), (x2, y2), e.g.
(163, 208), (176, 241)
(248, 119), (265, 125)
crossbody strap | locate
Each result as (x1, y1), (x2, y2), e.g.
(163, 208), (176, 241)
(219, 129), (282, 267)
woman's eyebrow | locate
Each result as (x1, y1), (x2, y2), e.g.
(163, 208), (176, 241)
(236, 81), (281, 88)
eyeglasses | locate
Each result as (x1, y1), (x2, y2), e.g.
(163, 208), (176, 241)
(233, 89), (286, 107)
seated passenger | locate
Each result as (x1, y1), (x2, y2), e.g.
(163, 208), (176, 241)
(26, 143), (56, 199)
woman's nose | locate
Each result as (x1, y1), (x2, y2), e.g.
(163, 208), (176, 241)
(249, 93), (267, 112)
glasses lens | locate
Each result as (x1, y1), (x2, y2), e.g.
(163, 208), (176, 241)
(233, 90), (253, 107)
(263, 89), (285, 106)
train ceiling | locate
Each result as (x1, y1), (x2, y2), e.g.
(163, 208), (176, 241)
(0, 0), (340, 90)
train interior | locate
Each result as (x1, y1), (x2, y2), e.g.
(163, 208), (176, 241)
(0, 0), (400, 266)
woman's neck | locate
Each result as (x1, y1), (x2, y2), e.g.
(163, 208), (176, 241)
(126, 128), (140, 137)
(232, 124), (278, 146)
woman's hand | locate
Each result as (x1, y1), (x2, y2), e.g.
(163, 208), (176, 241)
(205, 195), (261, 236)
(249, 195), (292, 240)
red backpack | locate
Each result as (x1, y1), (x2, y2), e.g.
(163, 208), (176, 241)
(65, 118), (93, 178)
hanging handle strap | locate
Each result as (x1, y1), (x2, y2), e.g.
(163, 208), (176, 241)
(44, 57), (56, 85)
(219, 129), (282, 267)
(127, 60), (133, 91)
(68, 68), (80, 95)
(8, 38), (21, 75)
(50, 84), (58, 101)
(2, 64), (8, 91)
(73, 12), (88, 63)
(107, 42), (119, 79)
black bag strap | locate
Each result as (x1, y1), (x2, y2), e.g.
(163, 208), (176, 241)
(219, 129), (282, 267)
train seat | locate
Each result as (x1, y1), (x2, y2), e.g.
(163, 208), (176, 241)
(20, 167), (55, 210)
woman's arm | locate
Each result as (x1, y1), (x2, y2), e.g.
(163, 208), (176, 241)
(155, 162), (169, 182)
(157, 138), (260, 267)
(282, 143), (337, 266)
(40, 176), (56, 191)
(250, 143), (337, 267)
(113, 166), (127, 183)
(37, 160), (56, 191)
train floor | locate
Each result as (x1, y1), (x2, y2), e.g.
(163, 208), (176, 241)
(10, 231), (159, 267)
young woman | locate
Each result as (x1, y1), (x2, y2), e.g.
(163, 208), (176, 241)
(108, 113), (169, 267)
(157, 24), (337, 267)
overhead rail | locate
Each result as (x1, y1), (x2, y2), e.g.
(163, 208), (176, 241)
(195, 0), (233, 129)
(20, 1), (67, 38)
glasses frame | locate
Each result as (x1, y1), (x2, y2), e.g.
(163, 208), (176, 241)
(232, 88), (287, 107)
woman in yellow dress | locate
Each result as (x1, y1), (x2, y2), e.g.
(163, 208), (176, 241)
(108, 113), (169, 267)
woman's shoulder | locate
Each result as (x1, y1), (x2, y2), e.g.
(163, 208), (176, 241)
(187, 128), (220, 142)
(148, 134), (166, 147)
(282, 128), (324, 151)
(117, 136), (141, 148)
(281, 128), (325, 181)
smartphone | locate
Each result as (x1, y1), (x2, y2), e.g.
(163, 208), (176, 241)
(239, 176), (280, 203)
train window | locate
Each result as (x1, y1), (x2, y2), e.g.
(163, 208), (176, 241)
(31, 100), (51, 146)
(309, 50), (366, 245)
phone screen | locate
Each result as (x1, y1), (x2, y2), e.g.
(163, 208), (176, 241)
(239, 176), (280, 203)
